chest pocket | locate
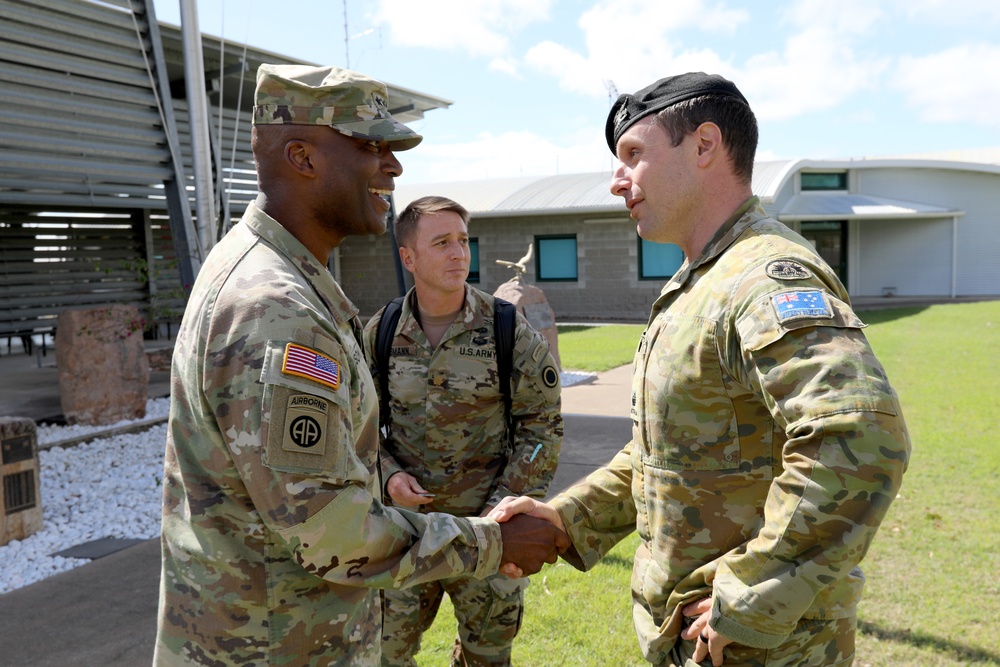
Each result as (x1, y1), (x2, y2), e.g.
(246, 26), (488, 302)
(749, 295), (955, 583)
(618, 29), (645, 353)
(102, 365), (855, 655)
(637, 315), (740, 471)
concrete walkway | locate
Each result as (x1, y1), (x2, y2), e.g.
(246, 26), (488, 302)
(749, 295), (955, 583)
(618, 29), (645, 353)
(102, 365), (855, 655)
(0, 363), (635, 666)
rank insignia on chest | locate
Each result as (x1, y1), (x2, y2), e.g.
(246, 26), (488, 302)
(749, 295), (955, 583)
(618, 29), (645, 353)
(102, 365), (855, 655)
(282, 342), (341, 390)
(771, 290), (833, 321)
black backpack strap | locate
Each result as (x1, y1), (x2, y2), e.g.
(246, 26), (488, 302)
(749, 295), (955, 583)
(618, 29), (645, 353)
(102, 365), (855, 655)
(493, 298), (517, 451)
(375, 296), (405, 431)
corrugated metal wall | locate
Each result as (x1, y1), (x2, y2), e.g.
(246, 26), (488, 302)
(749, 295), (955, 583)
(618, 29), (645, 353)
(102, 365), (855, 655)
(0, 0), (252, 340)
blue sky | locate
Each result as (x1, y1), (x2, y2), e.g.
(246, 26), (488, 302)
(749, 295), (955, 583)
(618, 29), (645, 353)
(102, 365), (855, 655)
(152, 0), (1000, 185)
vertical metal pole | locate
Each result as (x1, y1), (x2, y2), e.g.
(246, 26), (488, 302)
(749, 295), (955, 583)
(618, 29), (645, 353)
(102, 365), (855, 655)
(133, 0), (200, 289)
(387, 196), (407, 296)
(179, 0), (218, 255)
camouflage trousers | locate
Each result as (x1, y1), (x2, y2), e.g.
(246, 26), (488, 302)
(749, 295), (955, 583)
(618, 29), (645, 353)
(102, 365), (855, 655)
(665, 615), (856, 667)
(380, 571), (529, 667)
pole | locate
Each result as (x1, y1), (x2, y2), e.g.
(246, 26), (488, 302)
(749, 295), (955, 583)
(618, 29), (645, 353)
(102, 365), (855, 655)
(179, 0), (217, 255)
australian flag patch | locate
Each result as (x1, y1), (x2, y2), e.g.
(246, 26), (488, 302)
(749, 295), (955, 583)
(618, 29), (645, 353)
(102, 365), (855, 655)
(771, 290), (832, 321)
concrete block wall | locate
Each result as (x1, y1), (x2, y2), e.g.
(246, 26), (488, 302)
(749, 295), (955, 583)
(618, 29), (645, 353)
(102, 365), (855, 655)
(337, 212), (669, 323)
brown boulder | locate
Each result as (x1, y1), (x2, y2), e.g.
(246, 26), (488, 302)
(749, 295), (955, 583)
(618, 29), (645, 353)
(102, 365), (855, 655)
(55, 305), (149, 425)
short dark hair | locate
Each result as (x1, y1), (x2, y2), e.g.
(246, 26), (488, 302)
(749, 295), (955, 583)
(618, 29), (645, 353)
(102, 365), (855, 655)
(394, 196), (470, 248)
(655, 95), (758, 184)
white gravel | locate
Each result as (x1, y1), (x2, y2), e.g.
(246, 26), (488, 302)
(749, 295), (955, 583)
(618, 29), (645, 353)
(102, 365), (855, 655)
(0, 398), (170, 595)
(0, 372), (596, 596)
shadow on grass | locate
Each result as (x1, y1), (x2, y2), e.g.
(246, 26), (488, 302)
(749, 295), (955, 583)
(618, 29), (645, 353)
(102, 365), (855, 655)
(859, 620), (1000, 664)
(856, 306), (928, 325)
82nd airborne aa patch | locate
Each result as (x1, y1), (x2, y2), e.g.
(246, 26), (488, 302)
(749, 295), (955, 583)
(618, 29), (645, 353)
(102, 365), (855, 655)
(282, 393), (328, 455)
(766, 259), (812, 281)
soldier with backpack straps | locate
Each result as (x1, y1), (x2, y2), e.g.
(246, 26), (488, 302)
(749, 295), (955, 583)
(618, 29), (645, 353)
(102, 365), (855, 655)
(363, 196), (562, 667)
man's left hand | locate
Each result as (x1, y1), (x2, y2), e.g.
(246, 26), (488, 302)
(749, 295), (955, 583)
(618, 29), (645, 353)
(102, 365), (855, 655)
(680, 596), (735, 666)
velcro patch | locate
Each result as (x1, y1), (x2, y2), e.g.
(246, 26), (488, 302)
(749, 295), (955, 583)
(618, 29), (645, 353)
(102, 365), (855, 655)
(771, 290), (833, 322)
(282, 393), (328, 456)
(766, 259), (811, 281)
(282, 343), (340, 390)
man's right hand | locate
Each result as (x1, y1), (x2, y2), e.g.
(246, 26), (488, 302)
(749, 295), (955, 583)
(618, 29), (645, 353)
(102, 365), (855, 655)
(496, 510), (570, 577)
(386, 471), (433, 507)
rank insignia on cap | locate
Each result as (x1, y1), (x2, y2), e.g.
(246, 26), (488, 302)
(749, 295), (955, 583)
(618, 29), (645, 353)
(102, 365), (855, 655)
(282, 343), (340, 390)
(766, 259), (811, 280)
(771, 290), (832, 321)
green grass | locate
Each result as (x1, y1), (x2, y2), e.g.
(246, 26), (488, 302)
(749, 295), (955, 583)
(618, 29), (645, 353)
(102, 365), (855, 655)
(556, 324), (645, 372)
(414, 302), (1000, 666)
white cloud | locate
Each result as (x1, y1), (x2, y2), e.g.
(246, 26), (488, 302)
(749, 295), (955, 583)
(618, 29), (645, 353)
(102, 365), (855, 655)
(736, 29), (888, 121)
(729, 0), (888, 120)
(488, 57), (521, 78)
(397, 129), (612, 183)
(523, 0), (747, 99)
(371, 0), (554, 57)
(891, 0), (1000, 26)
(894, 43), (1000, 126)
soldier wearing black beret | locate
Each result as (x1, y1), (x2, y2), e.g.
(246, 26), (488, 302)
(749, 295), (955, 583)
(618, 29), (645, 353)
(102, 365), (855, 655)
(492, 72), (910, 667)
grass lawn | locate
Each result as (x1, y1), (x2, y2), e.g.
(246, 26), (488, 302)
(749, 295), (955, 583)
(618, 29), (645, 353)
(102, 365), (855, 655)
(414, 301), (1000, 666)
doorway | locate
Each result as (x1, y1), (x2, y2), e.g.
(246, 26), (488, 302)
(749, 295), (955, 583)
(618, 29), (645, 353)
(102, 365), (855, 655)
(800, 221), (847, 285)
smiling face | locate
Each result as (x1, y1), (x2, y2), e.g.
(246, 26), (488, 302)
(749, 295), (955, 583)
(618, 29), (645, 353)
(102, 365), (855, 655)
(314, 129), (404, 239)
(609, 114), (699, 248)
(399, 210), (471, 300)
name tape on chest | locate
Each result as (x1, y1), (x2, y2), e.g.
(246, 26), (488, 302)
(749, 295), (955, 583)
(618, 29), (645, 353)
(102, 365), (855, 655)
(282, 342), (341, 390)
(771, 290), (833, 321)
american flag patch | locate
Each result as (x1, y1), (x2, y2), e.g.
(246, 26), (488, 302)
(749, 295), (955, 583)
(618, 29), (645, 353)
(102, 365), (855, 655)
(771, 290), (832, 321)
(282, 343), (340, 390)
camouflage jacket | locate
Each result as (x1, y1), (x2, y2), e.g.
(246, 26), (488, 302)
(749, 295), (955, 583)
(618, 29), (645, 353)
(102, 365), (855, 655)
(363, 285), (562, 516)
(551, 198), (910, 663)
(154, 203), (502, 667)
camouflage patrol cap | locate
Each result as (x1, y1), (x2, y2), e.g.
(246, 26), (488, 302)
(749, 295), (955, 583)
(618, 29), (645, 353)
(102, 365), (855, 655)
(606, 72), (748, 154)
(253, 63), (422, 151)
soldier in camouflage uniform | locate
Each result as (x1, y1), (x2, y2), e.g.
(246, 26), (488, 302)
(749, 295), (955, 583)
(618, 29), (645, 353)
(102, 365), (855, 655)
(491, 73), (910, 666)
(362, 196), (562, 667)
(153, 64), (567, 667)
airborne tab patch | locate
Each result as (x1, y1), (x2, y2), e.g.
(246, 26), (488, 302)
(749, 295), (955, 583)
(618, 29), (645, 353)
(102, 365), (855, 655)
(282, 343), (340, 390)
(771, 290), (833, 322)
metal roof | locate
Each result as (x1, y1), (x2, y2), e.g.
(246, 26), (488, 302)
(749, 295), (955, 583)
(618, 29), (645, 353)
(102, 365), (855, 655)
(395, 172), (622, 218)
(778, 193), (962, 222)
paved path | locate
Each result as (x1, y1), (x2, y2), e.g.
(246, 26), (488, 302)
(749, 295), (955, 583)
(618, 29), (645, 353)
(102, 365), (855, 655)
(0, 365), (635, 666)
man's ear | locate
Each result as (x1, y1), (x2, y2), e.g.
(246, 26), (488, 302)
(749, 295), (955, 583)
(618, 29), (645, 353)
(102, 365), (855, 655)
(694, 122), (723, 166)
(399, 246), (415, 272)
(285, 139), (316, 177)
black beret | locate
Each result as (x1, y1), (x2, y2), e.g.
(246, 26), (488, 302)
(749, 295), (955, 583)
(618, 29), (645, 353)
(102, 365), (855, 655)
(605, 72), (749, 154)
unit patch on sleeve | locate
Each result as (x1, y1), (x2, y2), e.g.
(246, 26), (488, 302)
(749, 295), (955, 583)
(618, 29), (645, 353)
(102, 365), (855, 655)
(766, 259), (812, 281)
(282, 393), (328, 455)
(282, 342), (340, 390)
(771, 290), (833, 322)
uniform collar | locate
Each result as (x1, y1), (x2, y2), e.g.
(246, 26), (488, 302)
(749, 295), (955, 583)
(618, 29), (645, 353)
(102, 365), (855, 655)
(647, 196), (766, 324)
(241, 201), (359, 326)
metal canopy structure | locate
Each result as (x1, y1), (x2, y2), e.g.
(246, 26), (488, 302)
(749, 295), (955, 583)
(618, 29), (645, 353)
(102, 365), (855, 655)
(0, 0), (451, 344)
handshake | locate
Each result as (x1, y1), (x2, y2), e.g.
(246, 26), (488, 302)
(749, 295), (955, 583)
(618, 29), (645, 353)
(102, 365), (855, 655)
(487, 497), (569, 578)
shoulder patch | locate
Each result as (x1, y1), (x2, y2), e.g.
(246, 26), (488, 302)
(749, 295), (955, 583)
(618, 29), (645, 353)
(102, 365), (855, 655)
(541, 365), (559, 388)
(771, 290), (833, 322)
(766, 259), (812, 281)
(282, 342), (341, 390)
(282, 394), (328, 455)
